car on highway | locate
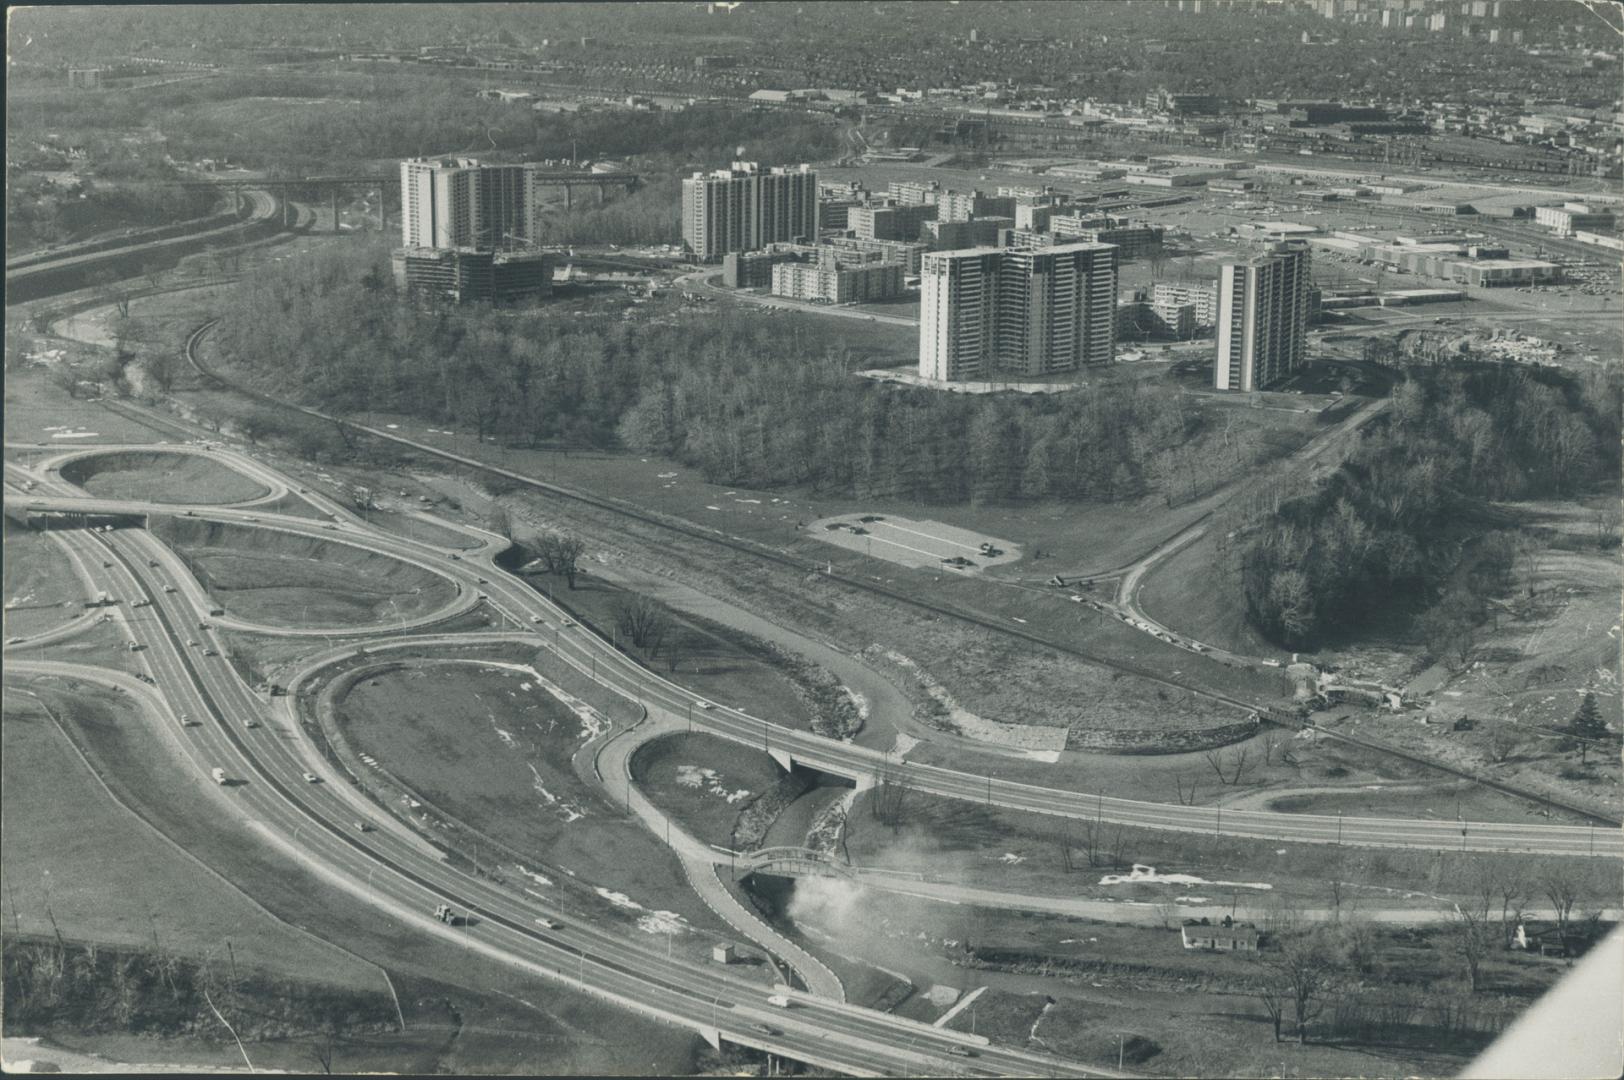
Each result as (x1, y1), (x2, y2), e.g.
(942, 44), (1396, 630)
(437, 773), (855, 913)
(187, 639), (199, 646)
(244, 718), (259, 729)
(767, 995), (791, 1009)
(946, 1046), (977, 1058)
(560, 619), (574, 627)
(535, 917), (560, 929)
(148, 560), (161, 568)
(163, 585), (177, 593)
(531, 615), (544, 623)
(696, 700), (714, 710)
(753, 1024), (780, 1036)
(5, 636), (24, 645)
(301, 772), (321, 783)
(476, 592), (489, 600)
(203, 648), (218, 656)
(354, 821), (373, 833)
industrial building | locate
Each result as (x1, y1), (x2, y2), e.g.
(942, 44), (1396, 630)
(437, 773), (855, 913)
(391, 247), (551, 305)
(1215, 246), (1311, 393)
(771, 257), (904, 304)
(919, 243), (1117, 382)
(681, 161), (820, 260)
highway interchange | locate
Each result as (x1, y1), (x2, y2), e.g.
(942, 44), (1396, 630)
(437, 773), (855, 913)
(3, 434), (1619, 1077)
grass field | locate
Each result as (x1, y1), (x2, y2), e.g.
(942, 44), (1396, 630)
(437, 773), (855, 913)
(1, 678), (383, 989)
(2, 368), (171, 445)
(3, 522), (87, 639)
(842, 786), (1616, 912)
(152, 517), (457, 629)
(331, 659), (737, 951)
(630, 732), (788, 849)
(3, 677), (704, 1076)
(1136, 526), (1279, 657)
(59, 449), (270, 505)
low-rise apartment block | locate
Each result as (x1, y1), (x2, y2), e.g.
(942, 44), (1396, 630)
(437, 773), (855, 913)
(772, 257), (904, 304)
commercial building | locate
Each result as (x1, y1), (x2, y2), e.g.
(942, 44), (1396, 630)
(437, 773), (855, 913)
(1215, 246), (1311, 392)
(771, 257), (904, 304)
(848, 202), (937, 242)
(681, 161), (819, 260)
(1534, 203), (1616, 237)
(919, 243), (1117, 382)
(391, 247), (551, 305)
(936, 190), (1016, 223)
(1455, 259), (1561, 287)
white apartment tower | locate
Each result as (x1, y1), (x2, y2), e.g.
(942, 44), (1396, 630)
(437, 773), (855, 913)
(681, 162), (819, 260)
(920, 243), (1117, 382)
(1214, 247), (1310, 392)
(400, 157), (535, 250)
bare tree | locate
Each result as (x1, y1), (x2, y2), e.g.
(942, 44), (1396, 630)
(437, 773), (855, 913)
(537, 534), (587, 588)
(1055, 824), (1074, 872)
(1588, 504), (1620, 550)
(612, 593), (669, 657)
(1542, 870), (1581, 954)
(1204, 744), (1253, 786)
(1173, 772), (1200, 806)
(1486, 725), (1521, 764)
(1257, 983), (1287, 1043)
(487, 505), (512, 540)
(1266, 931), (1341, 1044)
(1450, 904), (1494, 993)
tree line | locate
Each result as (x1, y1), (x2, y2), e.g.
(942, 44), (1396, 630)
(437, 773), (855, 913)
(212, 244), (1274, 508)
(1219, 362), (1621, 650)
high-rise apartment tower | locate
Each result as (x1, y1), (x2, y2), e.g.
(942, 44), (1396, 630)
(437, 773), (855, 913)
(1214, 246), (1311, 392)
(681, 162), (819, 260)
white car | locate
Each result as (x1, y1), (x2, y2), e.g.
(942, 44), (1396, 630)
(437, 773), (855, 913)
(531, 615), (544, 623)
(302, 772), (321, 783)
(696, 700), (714, 710)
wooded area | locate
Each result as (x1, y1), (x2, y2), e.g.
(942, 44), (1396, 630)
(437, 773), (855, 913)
(1219, 364), (1622, 650)
(211, 246), (1279, 507)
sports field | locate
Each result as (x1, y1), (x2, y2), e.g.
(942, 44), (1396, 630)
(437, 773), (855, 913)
(805, 512), (1020, 573)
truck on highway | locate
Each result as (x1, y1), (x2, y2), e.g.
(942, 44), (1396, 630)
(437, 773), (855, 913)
(767, 995), (791, 1009)
(211, 767), (228, 785)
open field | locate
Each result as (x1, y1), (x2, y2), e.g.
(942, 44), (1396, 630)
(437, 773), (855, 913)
(1, 677), (384, 989)
(151, 516), (457, 628)
(59, 449), (270, 504)
(330, 657), (737, 950)
(630, 732), (789, 850)
(842, 786), (1618, 911)
(2, 368), (172, 445)
(3, 522), (87, 639)
(1136, 526), (1280, 658)
(806, 512), (1020, 573)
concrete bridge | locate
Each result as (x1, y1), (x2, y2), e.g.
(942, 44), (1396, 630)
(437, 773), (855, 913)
(739, 847), (855, 881)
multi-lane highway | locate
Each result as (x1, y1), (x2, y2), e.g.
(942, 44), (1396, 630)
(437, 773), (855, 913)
(5, 441), (1620, 1076)
(4, 456), (1111, 1077)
